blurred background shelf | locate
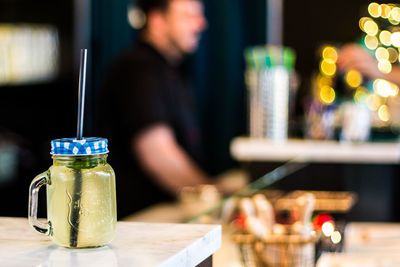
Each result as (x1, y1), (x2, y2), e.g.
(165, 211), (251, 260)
(231, 137), (400, 164)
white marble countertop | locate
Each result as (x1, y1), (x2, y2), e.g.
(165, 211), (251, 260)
(231, 137), (400, 164)
(123, 203), (243, 267)
(0, 217), (221, 267)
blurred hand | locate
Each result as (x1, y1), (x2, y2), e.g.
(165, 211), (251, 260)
(337, 44), (384, 80)
(215, 169), (249, 196)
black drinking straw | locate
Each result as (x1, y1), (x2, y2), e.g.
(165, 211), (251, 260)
(76, 49), (87, 140)
(70, 49), (87, 247)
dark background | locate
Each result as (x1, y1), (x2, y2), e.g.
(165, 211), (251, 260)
(0, 0), (396, 220)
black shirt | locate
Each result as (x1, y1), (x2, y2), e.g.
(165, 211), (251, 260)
(99, 41), (204, 218)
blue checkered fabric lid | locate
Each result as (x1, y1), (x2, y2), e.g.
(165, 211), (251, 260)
(51, 138), (109, 156)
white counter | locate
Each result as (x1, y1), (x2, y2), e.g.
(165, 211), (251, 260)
(317, 222), (400, 267)
(123, 203), (243, 267)
(344, 222), (400, 253)
(231, 137), (400, 164)
(0, 217), (221, 267)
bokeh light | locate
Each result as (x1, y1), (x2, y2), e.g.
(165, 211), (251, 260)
(374, 79), (390, 97)
(378, 105), (390, 121)
(345, 69), (363, 88)
(314, 3), (400, 127)
(390, 32), (400, 47)
(320, 60), (336, 76)
(379, 30), (392, 46)
(389, 7), (400, 25)
(381, 4), (392, 19)
(331, 231), (342, 244)
(364, 20), (379, 36)
(365, 35), (379, 50)
(317, 75), (332, 88)
(377, 60), (392, 74)
(322, 221), (335, 237)
(388, 47), (399, 63)
(320, 85), (336, 105)
(322, 46), (338, 63)
(390, 82), (399, 96)
(368, 3), (381, 18)
(391, 7), (400, 21)
(359, 17), (372, 31)
(373, 79), (398, 97)
(375, 47), (389, 60)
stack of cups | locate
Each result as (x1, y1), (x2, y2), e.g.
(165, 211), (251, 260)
(244, 46), (295, 142)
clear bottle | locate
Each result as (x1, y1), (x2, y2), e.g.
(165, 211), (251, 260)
(29, 138), (117, 248)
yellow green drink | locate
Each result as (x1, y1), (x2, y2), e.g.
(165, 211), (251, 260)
(29, 138), (117, 248)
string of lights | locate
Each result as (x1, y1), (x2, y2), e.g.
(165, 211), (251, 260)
(315, 2), (400, 125)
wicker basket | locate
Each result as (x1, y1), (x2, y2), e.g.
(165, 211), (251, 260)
(234, 233), (319, 267)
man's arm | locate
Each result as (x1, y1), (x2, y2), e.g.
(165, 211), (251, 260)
(338, 44), (400, 86)
(132, 124), (211, 196)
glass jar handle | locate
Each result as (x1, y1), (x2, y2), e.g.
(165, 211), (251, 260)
(28, 171), (51, 235)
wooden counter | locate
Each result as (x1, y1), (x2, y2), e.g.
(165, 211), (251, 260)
(0, 217), (221, 267)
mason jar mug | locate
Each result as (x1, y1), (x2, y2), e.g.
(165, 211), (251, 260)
(28, 138), (117, 248)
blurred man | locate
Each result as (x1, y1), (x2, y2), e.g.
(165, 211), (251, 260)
(100, 0), (211, 218)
